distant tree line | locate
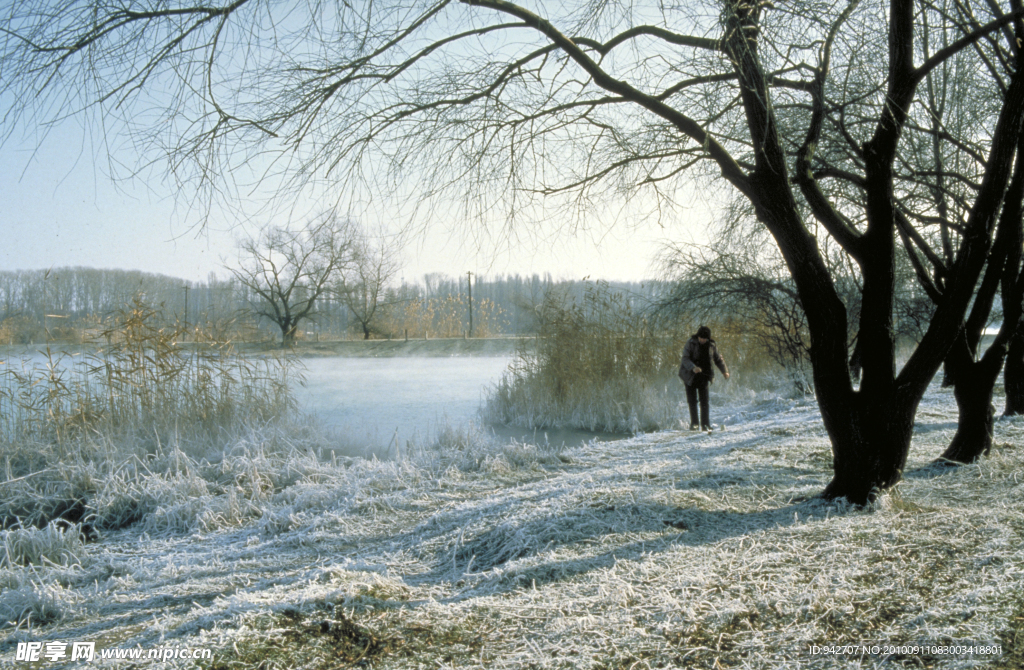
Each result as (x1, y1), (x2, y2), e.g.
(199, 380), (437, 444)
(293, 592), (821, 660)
(0, 267), (239, 344)
(0, 266), (667, 344)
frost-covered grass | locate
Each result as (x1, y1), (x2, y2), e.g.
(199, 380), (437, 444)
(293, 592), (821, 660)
(0, 299), (296, 534)
(1, 377), (1022, 669)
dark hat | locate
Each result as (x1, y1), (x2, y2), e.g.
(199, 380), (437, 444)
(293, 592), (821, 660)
(696, 326), (712, 339)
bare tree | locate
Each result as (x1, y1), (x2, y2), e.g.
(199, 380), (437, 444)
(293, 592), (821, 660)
(877, 0), (1024, 462)
(229, 215), (356, 347)
(336, 229), (404, 339)
(5, 0), (1024, 502)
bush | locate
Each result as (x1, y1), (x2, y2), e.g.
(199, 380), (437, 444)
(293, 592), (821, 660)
(483, 282), (688, 433)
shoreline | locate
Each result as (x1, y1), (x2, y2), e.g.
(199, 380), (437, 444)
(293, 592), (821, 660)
(0, 336), (527, 359)
(256, 336), (525, 358)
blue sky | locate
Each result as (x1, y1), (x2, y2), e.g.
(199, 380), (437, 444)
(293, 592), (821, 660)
(1, 106), (708, 286)
(1, 118), (232, 281)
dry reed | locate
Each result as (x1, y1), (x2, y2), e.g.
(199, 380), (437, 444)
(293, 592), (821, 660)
(0, 297), (296, 533)
(482, 283), (793, 434)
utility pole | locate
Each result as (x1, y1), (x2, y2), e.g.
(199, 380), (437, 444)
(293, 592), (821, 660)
(466, 271), (474, 338)
(43, 270), (49, 343)
(183, 285), (190, 338)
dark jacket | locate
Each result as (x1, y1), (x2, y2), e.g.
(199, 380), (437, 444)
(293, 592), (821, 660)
(678, 336), (729, 386)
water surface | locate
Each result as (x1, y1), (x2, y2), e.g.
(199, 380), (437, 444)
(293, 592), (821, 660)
(293, 355), (622, 457)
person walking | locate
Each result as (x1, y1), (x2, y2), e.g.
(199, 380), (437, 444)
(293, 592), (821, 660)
(678, 326), (730, 431)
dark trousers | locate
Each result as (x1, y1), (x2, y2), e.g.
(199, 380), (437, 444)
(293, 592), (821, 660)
(686, 380), (710, 428)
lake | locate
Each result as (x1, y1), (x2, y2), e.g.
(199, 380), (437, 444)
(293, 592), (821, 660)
(292, 355), (620, 458)
(291, 356), (508, 456)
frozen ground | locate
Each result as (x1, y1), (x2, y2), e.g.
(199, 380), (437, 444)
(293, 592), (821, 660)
(1, 379), (1022, 669)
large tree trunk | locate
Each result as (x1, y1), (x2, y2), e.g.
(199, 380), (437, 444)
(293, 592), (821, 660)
(281, 322), (298, 347)
(1006, 328), (1024, 416)
(719, 1), (909, 505)
(751, 182), (926, 505)
(939, 317), (998, 464)
(943, 117), (1024, 439)
(941, 348), (1006, 462)
(817, 386), (917, 502)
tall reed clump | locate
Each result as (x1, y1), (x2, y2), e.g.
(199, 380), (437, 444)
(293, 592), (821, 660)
(483, 282), (689, 433)
(0, 296), (297, 532)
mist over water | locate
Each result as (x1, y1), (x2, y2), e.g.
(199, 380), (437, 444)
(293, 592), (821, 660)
(293, 356), (623, 458)
(1, 349), (624, 459)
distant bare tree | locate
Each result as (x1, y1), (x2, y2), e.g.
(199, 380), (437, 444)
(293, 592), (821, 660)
(230, 215), (356, 347)
(336, 229), (404, 339)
